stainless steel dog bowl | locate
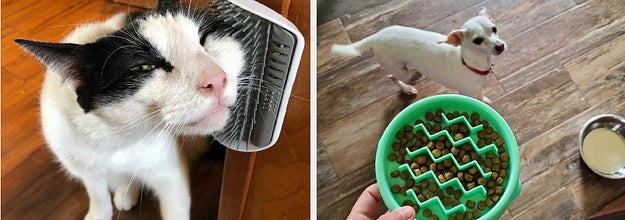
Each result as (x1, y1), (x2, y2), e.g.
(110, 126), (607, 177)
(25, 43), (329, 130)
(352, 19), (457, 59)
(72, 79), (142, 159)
(579, 114), (625, 179)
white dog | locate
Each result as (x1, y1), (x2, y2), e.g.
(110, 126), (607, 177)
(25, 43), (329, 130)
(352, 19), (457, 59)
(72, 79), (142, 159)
(331, 8), (505, 103)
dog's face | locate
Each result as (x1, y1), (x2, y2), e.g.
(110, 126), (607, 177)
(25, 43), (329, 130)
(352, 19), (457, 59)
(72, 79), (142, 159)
(444, 8), (506, 56)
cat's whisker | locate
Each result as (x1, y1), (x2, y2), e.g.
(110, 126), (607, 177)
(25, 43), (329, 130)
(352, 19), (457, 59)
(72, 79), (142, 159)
(108, 110), (161, 134)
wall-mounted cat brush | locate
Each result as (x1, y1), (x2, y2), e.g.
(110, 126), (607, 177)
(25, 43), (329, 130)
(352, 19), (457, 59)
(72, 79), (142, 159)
(212, 0), (305, 152)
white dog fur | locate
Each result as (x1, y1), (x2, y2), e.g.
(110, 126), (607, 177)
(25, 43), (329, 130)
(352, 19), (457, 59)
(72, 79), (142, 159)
(331, 8), (505, 103)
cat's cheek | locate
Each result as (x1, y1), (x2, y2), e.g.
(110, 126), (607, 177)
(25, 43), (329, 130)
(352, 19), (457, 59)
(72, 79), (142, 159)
(185, 108), (230, 134)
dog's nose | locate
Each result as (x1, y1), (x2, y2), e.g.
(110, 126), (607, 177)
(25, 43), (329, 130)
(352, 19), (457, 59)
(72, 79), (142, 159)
(495, 42), (505, 53)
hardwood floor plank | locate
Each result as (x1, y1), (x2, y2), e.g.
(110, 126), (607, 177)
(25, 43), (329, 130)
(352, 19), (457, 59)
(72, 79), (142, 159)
(496, 0), (625, 92)
(317, 143), (338, 190)
(424, 0), (577, 40)
(317, 18), (352, 76)
(1, 0), (40, 19)
(317, 54), (396, 130)
(44, 186), (90, 220)
(0, 68), (26, 115)
(1, 147), (60, 212)
(1, 27), (25, 67)
(500, 209), (513, 220)
(317, 163), (377, 220)
(518, 75), (625, 183)
(568, 34), (625, 106)
(343, 0), (482, 42)
(287, 0), (311, 100)
(321, 80), (453, 178)
(508, 156), (590, 216)
(590, 193), (625, 219)
(568, 174), (625, 217)
(491, 69), (589, 146)
(317, 0), (391, 26)
(320, 93), (404, 178)
(2, 165), (81, 219)
(1, 74), (43, 161)
(241, 98), (310, 220)
(3, 46), (47, 82)
(511, 188), (580, 219)
(1, 135), (45, 179)
(4, 0), (89, 35)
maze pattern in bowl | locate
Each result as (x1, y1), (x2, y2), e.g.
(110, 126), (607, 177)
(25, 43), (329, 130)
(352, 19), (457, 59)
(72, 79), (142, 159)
(376, 94), (521, 219)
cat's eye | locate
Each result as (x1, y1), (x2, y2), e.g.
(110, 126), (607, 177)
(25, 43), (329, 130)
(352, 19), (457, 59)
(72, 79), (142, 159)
(130, 64), (157, 72)
(492, 27), (497, 34)
(473, 38), (484, 45)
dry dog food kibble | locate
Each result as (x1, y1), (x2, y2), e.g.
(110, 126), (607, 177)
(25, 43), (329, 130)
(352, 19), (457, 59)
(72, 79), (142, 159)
(387, 109), (509, 219)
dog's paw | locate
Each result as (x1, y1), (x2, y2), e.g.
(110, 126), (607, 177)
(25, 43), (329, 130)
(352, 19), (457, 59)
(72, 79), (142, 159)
(387, 75), (418, 95)
(482, 96), (493, 104)
(403, 87), (418, 95)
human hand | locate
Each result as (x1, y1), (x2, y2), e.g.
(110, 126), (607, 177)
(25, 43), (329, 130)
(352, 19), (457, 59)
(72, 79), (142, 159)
(347, 183), (415, 220)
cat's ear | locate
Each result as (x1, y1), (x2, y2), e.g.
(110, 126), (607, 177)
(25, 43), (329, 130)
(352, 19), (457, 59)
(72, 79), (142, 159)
(15, 39), (80, 80)
(156, 0), (180, 11)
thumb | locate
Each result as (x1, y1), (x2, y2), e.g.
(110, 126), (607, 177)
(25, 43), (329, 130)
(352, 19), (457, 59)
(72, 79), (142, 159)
(378, 206), (415, 220)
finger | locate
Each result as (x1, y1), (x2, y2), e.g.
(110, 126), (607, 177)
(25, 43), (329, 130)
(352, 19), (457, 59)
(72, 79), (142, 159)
(378, 206), (415, 220)
(347, 183), (383, 220)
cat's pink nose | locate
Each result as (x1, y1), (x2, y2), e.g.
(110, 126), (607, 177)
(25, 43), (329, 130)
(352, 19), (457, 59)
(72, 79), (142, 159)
(201, 71), (226, 97)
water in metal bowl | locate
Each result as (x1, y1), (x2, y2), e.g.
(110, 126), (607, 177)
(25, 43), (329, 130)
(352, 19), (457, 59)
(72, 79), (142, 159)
(579, 114), (625, 179)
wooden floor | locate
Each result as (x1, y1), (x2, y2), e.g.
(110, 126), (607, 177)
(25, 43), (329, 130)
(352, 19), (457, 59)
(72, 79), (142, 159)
(317, 0), (625, 219)
(1, 0), (226, 219)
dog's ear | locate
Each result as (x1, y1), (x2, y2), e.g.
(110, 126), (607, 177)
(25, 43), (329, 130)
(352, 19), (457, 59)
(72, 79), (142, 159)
(440, 29), (464, 47)
(479, 7), (494, 21)
(479, 7), (489, 17)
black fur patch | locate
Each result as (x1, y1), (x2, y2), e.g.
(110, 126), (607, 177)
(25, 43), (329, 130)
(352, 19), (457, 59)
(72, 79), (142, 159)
(16, 4), (235, 113)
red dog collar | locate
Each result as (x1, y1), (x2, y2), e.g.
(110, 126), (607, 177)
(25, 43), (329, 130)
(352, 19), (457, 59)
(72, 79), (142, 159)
(462, 58), (492, 76)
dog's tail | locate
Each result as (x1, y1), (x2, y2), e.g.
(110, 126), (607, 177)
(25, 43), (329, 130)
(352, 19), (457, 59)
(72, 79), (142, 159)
(330, 37), (371, 57)
(330, 43), (362, 56)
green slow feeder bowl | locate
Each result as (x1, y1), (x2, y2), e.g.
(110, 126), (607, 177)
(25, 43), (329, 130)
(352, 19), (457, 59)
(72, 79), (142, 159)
(376, 94), (521, 219)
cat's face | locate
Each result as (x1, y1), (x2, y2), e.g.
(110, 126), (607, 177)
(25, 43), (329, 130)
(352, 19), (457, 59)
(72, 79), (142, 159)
(16, 6), (245, 135)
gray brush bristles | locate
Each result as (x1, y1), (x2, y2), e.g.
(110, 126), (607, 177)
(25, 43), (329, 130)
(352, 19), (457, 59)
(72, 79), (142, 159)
(212, 0), (296, 151)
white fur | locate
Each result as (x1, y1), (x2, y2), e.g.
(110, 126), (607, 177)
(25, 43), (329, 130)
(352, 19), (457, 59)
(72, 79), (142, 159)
(331, 8), (506, 103)
(38, 12), (244, 220)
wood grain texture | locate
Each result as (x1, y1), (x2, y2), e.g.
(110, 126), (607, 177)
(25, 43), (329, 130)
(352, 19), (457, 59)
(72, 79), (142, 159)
(321, 80), (453, 178)
(568, 35), (625, 106)
(241, 98), (310, 219)
(500, 209), (513, 220)
(491, 69), (589, 146)
(317, 0), (389, 25)
(343, 0), (482, 42)
(317, 18), (352, 76)
(590, 194), (625, 219)
(218, 151), (256, 220)
(317, 143), (338, 190)
(496, 0), (625, 92)
(518, 79), (625, 183)
(509, 156), (589, 216)
(317, 163), (377, 220)
(511, 189), (580, 220)
(568, 173), (625, 217)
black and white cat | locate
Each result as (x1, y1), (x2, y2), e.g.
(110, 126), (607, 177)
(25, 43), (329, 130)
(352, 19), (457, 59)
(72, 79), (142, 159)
(15, 0), (244, 219)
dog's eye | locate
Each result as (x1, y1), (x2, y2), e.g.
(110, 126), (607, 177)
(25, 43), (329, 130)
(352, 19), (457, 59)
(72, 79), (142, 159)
(492, 27), (498, 34)
(472, 38), (484, 45)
